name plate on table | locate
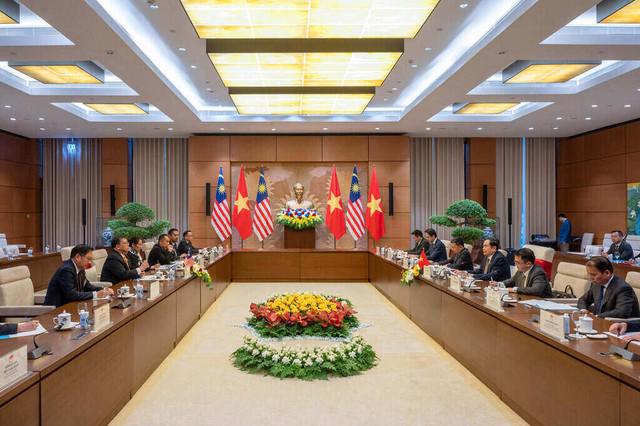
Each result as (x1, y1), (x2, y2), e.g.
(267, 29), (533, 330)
(485, 288), (504, 312)
(93, 303), (111, 331)
(423, 266), (431, 279)
(450, 275), (462, 292)
(148, 280), (160, 300)
(0, 345), (27, 391)
(539, 310), (567, 341)
(375, 246), (380, 255)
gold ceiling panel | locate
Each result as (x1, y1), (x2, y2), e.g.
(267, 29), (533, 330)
(504, 63), (598, 84)
(455, 103), (519, 114)
(9, 64), (103, 84)
(84, 103), (149, 115)
(181, 0), (440, 39)
(0, 0), (19, 24)
(230, 92), (373, 115)
(599, 0), (640, 24)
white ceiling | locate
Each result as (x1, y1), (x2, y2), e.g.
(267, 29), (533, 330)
(1, 0), (639, 139)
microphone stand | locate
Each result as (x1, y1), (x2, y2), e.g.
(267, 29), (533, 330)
(27, 332), (51, 360)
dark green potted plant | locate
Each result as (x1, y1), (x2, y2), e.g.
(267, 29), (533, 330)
(430, 199), (496, 244)
(107, 202), (171, 239)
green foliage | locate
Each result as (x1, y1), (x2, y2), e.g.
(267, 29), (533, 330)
(429, 199), (495, 245)
(247, 315), (359, 339)
(107, 202), (170, 239)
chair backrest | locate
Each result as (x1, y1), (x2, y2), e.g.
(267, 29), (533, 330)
(626, 271), (640, 301)
(60, 246), (73, 261)
(464, 243), (473, 253)
(580, 233), (594, 252)
(143, 242), (155, 259)
(523, 244), (555, 263)
(86, 249), (108, 282)
(0, 234), (7, 248)
(441, 240), (451, 257)
(498, 249), (508, 257)
(553, 262), (590, 297)
(0, 265), (34, 306)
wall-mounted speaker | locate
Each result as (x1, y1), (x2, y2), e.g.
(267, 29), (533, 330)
(205, 183), (211, 216)
(482, 184), (488, 210)
(110, 185), (116, 216)
(81, 198), (87, 226)
(507, 198), (513, 226)
(388, 182), (394, 216)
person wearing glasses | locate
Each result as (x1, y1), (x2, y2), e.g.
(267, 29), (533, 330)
(502, 248), (552, 297)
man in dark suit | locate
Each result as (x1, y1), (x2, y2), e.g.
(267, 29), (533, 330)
(168, 228), (180, 254)
(503, 247), (552, 297)
(127, 236), (146, 270)
(607, 230), (634, 261)
(438, 237), (472, 271)
(44, 245), (114, 307)
(610, 321), (640, 337)
(101, 237), (150, 284)
(424, 228), (447, 262)
(578, 256), (640, 318)
(0, 320), (39, 336)
(148, 234), (178, 266)
(473, 237), (511, 282)
(407, 230), (429, 255)
(177, 230), (199, 257)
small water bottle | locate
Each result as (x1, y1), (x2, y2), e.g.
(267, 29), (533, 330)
(168, 268), (176, 281)
(27, 247), (33, 257)
(44, 245), (50, 254)
(135, 281), (144, 299)
(562, 313), (570, 336)
(56, 244), (62, 252)
(79, 310), (90, 330)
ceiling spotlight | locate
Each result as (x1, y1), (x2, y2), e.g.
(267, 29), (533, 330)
(624, 104), (631, 108)
(425, 127), (431, 131)
(116, 127), (122, 131)
(528, 127), (534, 130)
(148, 1), (159, 9)
(40, 128), (45, 131)
(556, 117), (562, 120)
(410, 63), (418, 68)
(322, 127), (328, 131)
(38, 117), (44, 121)
(190, 65), (197, 69)
(206, 88), (214, 92)
(271, 128), (277, 131)
(392, 87), (397, 91)
(178, 47), (187, 52)
(383, 98), (389, 101)
(168, 127), (174, 131)
(459, 3), (469, 8)
(219, 128), (225, 131)
(477, 127), (483, 131)
(424, 47), (432, 51)
(4, 105), (10, 108)
(375, 127), (380, 130)
(65, 127), (71, 130)
(585, 117), (592, 120)
(592, 104), (598, 108)
(9, 117), (16, 121)
(553, 127), (559, 130)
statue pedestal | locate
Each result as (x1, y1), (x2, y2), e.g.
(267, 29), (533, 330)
(284, 227), (316, 249)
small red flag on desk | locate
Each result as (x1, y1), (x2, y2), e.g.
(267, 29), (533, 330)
(325, 165), (346, 239)
(365, 166), (385, 241)
(232, 165), (252, 240)
(418, 249), (429, 268)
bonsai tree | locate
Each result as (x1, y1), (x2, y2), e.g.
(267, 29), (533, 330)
(107, 202), (170, 239)
(429, 199), (496, 244)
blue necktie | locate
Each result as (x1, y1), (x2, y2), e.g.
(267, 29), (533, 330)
(596, 285), (605, 314)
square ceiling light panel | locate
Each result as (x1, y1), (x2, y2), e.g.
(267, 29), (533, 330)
(84, 103), (149, 115)
(209, 52), (402, 87)
(181, 0), (440, 39)
(8, 61), (105, 84)
(503, 61), (601, 84)
(597, 0), (640, 24)
(0, 0), (19, 24)
(454, 102), (519, 114)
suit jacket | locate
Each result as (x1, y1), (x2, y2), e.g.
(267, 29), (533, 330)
(100, 251), (140, 284)
(607, 242), (634, 261)
(177, 240), (199, 257)
(127, 249), (144, 270)
(0, 323), (18, 336)
(439, 248), (473, 271)
(44, 260), (102, 307)
(147, 244), (177, 266)
(427, 239), (447, 262)
(473, 251), (511, 282)
(407, 238), (429, 255)
(503, 264), (553, 298)
(577, 275), (640, 318)
(628, 321), (640, 333)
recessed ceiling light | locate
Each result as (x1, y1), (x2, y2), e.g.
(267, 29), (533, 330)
(219, 127), (225, 131)
(528, 127), (534, 130)
(116, 127), (122, 131)
(375, 127), (380, 130)
(503, 61), (600, 84)
(477, 127), (483, 131)
(383, 98), (389, 101)
(455, 102), (519, 114)
(553, 127), (559, 130)
(459, 3), (469, 8)
(410, 63), (418, 68)
(592, 104), (598, 108)
(65, 127), (71, 130)
(178, 47), (187, 52)
(392, 87), (397, 91)
(585, 117), (592, 120)
(425, 127), (431, 131)
(556, 117), (562, 120)
(322, 127), (328, 131)
(624, 104), (631, 108)
(39, 128), (45, 131)
(38, 117), (44, 121)
(271, 128), (277, 131)
(168, 127), (174, 131)
(182, 1), (440, 38)
(425, 47), (432, 51)
(9, 117), (16, 121)
(4, 105), (10, 108)
(190, 65), (197, 69)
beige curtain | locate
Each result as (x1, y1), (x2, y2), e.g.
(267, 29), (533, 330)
(496, 138), (523, 249)
(42, 138), (102, 248)
(410, 137), (465, 241)
(526, 137), (556, 239)
(132, 138), (188, 233)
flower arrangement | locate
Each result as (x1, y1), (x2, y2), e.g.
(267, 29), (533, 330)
(400, 264), (421, 286)
(248, 293), (359, 338)
(231, 335), (377, 380)
(276, 208), (323, 230)
(192, 265), (212, 288)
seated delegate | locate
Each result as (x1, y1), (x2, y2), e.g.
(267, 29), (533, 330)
(148, 234), (178, 266)
(609, 321), (640, 339)
(437, 237), (472, 271)
(0, 320), (39, 336)
(607, 230), (634, 261)
(177, 230), (199, 257)
(407, 229), (429, 255)
(127, 236), (146, 269)
(472, 237), (511, 282)
(424, 228), (447, 263)
(44, 244), (114, 307)
(100, 237), (150, 284)
(577, 256), (640, 318)
(502, 248), (553, 298)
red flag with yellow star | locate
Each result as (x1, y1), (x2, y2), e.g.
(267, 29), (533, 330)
(366, 166), (385, 241)
(325, 165), (346, 239)
(232, 165), (252, 240)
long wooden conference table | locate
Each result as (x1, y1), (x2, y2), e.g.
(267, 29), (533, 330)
(0, 249), (639, 426)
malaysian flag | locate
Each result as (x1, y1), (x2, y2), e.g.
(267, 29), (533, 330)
(252, 168), (273, 241)
(346, 165), (366, 240)
(210, 167), (231, 241)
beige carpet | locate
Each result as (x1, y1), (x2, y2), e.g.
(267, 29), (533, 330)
(110, 283), (526, 426)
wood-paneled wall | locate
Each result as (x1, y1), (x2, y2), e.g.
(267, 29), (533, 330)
(0, 131), (41, 250)
(557, 120), (640, 244)
(187, 135), (409, 249)
(101, 138), (130, 219)
(466, 138), (496, 218)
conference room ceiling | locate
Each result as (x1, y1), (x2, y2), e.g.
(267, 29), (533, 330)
(1, 0), (639, 138)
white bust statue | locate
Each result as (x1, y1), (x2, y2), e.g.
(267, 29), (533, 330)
(285, 182), (314, 209)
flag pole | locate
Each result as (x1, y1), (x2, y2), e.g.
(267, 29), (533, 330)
(334, 235), (337, 250)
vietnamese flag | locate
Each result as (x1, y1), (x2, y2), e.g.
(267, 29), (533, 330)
(418, 248), (429, 268)
(365, 166), (385, 241)
(325, 165), (346, 239)
(232, 165), (252, 240)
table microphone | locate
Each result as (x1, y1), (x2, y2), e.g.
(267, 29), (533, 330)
(27, 332), (52, 360)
